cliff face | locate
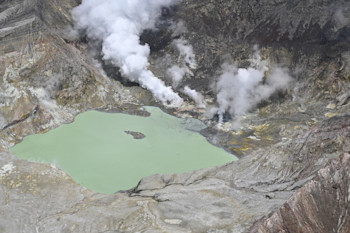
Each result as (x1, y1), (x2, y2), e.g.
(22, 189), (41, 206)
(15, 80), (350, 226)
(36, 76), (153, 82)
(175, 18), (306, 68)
(252, 153), (350, 233)
(0, 0), (349, 232)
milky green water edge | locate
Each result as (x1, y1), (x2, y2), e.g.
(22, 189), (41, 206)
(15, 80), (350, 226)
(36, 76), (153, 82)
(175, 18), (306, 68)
(10, 106), (237, 194)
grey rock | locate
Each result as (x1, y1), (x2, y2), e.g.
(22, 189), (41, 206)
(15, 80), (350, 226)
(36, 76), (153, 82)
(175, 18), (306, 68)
(251, 153), (350, 233)
(337, 91), (350, 105)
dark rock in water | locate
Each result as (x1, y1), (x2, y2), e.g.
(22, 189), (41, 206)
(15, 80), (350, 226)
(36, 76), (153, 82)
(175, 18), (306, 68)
(124, 131), (146, 140)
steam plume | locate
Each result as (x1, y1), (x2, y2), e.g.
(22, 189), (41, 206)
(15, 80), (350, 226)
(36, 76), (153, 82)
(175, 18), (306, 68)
(183, 86), (205, 108)
(172, 38), (197, 69)
(72, 0), (182, 106)
(167, 65), (185, 88)
(167, 38), (197, 87)
(213, 56), (292, 125)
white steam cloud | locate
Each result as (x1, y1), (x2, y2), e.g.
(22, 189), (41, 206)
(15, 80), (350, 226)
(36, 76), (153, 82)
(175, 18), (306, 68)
(164, 30), (201, 107)
(167, 65), (185, 88)
(167, 38), (197, 87)
(183, 86), (205, 108)
(72, 0), (182, 106)
(173, 38), (197, 69)
(213, 55), (292, 125)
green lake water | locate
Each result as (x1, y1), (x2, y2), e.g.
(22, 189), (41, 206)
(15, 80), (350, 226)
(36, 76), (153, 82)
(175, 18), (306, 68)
(10, 106), (236, 194)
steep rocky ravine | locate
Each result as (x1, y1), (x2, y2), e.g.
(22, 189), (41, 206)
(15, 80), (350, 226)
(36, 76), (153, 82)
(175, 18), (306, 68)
(0, 0), (349, 232)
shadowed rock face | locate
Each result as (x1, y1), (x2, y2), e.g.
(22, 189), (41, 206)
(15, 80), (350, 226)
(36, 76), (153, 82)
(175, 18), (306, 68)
(0, 0), (350, 232)
(178, 0), (350, 44)
(251, 153), (350, 233)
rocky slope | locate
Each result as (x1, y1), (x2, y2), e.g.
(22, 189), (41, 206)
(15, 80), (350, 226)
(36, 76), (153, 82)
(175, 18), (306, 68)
(0, 0), (349, 232)
(252, 153), (350, 233)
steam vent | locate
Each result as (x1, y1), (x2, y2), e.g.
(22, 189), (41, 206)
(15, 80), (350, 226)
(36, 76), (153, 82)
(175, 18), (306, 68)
(0, 0), (350, 232)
